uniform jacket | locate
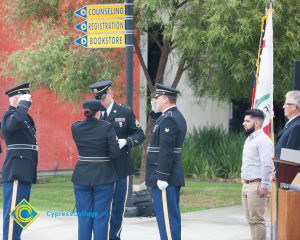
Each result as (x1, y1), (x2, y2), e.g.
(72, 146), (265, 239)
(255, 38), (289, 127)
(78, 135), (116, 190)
(1, 101), (38, 183)
(102, 102), (145, 178)
(275, 115), (300, 159)
(146, 106), (187, 187)
(71, 118), (120, 186)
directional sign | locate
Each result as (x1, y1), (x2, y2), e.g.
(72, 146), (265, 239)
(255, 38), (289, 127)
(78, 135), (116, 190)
(75, 34), (125, 48)
(75, 19), (125, 34)
(75, 4), (125, 19)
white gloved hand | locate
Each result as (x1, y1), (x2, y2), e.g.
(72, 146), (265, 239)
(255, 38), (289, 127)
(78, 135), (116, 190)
(118, 139), (127, 149)
(151, 99), (158, 113)
(18, 94), (32, 102)
(157, 180), (168, 190)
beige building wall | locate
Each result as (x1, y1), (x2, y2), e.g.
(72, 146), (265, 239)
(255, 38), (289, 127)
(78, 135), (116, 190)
(139, 34), (230, 133)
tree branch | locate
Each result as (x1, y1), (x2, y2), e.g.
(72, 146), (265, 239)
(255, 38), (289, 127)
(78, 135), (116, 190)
(171, 43), (177, 51)
(171, 59), (186, 88)
(134, 36), (155, 92)
(183, 63), (191, 71)
(155, 39), (172, 84)
(176, 0), (189, 10)
(141, 28), (163, 51)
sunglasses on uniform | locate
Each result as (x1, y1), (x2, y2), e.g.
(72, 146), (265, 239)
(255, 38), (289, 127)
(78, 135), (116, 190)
(95, 93), (107, 100)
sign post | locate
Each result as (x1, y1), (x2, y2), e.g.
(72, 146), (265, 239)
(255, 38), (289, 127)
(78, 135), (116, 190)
(124, 0), (135, 215)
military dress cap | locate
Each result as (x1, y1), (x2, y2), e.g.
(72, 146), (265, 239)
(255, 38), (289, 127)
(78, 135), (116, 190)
(5, 83), (30, 97)
(83, 99), (104, 111)
(89, 81), (112, 100)
(154, 83), (180, 98)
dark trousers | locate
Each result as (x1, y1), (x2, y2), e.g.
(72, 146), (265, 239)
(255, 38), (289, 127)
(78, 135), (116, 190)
(152, 186), (181, 240)
(109, 176), (129, 240)
(74, 182), (115, 240)
(2, 180), (31, 240)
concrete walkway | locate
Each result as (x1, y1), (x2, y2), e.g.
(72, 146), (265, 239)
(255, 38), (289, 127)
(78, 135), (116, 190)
(0, 205), (270, 239)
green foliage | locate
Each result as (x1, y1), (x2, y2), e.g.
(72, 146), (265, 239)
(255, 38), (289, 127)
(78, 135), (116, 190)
(181, 127), (244, 179)
(132, 127), (244, 179)
(180, 180), (241, 212)
(4, 0), (125, 24)
(135, 0), (300, 103)
(4, 0), (59, 22)
(3, 35), (123, 103)
(176, 0), (300, 102)
(132, 145), (143, 172)
(4, 0), (300, 104)
(0, 176), (242, 212)
(134, 0), (183, 41)
(2, 1), (125, 103)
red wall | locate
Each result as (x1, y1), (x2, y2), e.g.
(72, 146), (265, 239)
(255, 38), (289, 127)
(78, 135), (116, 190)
(0, 1), (141, 171)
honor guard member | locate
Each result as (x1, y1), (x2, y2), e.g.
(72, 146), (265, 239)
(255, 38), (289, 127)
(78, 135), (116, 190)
(146, 83), (187, 240)
(1, 83), (38, 240)
(71, 99), (121, 240)
(89, 81), (145, 240)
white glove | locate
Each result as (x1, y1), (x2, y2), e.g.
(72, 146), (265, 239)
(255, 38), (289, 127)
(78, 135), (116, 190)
(18, 94), (32, 102)
(151, 99), (159, 113)
(118, 139), (127, 149)
(157, 180), (168, 190)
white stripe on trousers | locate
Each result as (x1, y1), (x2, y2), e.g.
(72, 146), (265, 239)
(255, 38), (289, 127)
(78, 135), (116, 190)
(8, 180), (19, 240)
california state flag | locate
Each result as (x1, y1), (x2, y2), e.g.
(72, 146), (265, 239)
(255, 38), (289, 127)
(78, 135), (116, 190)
(252, 8), (274, 138)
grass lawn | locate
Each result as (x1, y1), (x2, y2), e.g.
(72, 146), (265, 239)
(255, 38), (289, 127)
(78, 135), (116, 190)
(180, 180), (241, 212)
(0, 176), (242, 213)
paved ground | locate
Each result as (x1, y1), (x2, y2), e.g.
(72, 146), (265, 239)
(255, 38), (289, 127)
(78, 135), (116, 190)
(0, 205), (270, 239)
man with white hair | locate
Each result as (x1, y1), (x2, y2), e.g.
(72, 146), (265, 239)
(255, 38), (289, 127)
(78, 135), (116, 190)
(275, 90), (300, 160)
(1, 83), (38, 240)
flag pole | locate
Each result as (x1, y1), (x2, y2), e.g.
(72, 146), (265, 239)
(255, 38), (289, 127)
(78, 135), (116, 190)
(265, 3), (277, 240)
(252, 2), (276, 238)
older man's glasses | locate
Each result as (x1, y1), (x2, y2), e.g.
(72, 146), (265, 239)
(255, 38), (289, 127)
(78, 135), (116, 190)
(283, 102), (296, 107)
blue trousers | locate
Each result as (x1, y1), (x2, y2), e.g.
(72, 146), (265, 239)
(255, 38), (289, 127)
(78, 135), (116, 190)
(109, 176), (129, 240)
(2, 180), (31, 240)
(152, 186), (181, 240)
(74, 183), (115, 240)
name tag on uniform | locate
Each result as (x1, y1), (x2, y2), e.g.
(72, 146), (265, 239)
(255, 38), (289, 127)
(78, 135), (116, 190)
(115, 118), (126, 122)
(115, 118), (125, 127)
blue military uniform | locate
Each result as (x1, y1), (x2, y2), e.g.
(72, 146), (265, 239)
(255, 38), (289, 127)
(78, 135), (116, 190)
(275, 115), (300, 159)
(274, 115), (300, 175)
(71, 99), (121, 240)
(146, 83), (187, 240)
(1, 83), (38, 240)
(89, 81), (145, 240)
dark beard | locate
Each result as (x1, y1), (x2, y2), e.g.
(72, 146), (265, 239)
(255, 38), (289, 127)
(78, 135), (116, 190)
(243, 125), (255, 137)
